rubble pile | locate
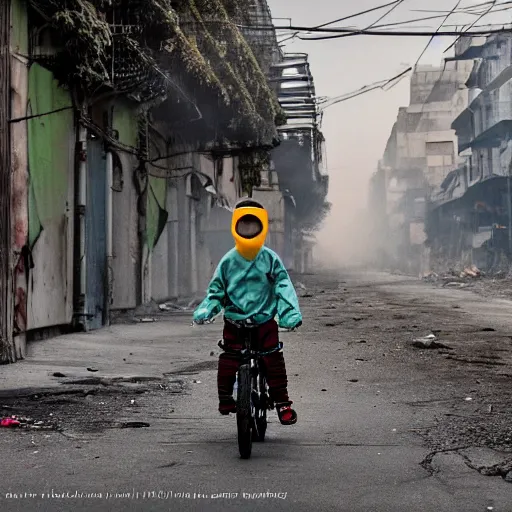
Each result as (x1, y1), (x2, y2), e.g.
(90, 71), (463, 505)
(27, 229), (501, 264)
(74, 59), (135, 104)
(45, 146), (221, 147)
(422, 265), (483, 287)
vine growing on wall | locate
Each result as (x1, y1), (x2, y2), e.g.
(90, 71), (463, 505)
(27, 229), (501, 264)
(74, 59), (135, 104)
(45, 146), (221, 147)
(238, 150), (271, 195)
(29, 0), (284, 146)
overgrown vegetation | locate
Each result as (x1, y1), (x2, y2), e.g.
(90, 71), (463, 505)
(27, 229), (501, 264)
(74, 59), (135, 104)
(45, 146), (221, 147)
(29, 0), (284, 146)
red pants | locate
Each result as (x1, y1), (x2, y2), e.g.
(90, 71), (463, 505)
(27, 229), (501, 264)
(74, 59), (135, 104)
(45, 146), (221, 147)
(218, 319), (290, 404)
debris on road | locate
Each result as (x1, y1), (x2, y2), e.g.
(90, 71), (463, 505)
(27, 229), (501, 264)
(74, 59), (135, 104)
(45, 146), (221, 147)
(1, 417), (21, 428)
(159, 302), (187, 312)
(423, 265), (482, 281)
(119, 422), (150, 429)
(410, 334), (453, 350)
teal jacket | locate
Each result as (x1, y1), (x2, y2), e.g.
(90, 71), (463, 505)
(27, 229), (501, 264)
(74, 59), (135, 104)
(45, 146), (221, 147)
(193, 247), (302, 329)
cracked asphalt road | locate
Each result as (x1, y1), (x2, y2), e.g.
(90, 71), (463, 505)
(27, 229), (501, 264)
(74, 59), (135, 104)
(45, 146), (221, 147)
(1, 270), (512, 511)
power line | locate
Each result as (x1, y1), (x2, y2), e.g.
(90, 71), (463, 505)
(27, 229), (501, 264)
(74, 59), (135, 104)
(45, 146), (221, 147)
(366, 0), (408, 29)
(273, 2), (404, 46)
(314, 1), (402, 29)
(414, 0), (463, 67)
(412, 0), (512, 14)
(286, 24), (512, 40)
(316, 67), (412, 112)
(444, 0), (498, 54)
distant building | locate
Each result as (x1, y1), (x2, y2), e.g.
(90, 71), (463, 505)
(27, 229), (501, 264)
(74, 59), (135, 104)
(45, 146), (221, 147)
(370, 61), (472, 274)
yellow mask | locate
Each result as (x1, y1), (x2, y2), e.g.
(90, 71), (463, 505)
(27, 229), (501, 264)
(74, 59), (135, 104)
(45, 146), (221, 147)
(231, 205), (269, 261)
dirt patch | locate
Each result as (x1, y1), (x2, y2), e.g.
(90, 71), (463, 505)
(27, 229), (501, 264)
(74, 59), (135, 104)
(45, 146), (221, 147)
(0, 378), (186, 435)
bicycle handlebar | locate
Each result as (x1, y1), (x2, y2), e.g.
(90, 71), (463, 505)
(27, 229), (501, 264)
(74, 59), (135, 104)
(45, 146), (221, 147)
(192, 318), (301, 332)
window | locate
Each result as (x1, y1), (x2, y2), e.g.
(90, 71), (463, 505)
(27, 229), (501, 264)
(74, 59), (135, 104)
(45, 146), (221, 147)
(426, 141), (454, 155)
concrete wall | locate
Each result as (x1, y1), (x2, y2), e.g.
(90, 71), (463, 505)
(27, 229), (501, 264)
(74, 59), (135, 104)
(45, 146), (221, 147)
(10, 1), (75, 334)
(252, 188), (285, 258)
(111, 101), (140, 310)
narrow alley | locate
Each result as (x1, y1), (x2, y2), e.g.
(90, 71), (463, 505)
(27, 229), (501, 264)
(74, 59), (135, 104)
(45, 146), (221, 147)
(1, 271), (511, 512)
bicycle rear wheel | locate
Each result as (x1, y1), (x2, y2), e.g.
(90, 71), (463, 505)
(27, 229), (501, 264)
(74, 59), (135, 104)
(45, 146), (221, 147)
(236, 364), (252, 459)
(253, 374), (268, 442)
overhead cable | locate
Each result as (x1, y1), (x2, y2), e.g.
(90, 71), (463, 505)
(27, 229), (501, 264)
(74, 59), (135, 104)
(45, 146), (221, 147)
(313, 0), (402, 29)
(444, 0), (497, 54)
(365, 0), (408, 29)
(414, 0), (463, 67)
(283, 24), (512, 40)
(316, 67), (412, 112)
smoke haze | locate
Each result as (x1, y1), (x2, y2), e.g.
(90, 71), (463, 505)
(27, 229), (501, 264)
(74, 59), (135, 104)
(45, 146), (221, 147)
(267, 0), (510, 268)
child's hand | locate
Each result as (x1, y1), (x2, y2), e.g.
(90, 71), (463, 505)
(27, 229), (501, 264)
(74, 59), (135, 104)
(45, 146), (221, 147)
(193, 308), (210, 325)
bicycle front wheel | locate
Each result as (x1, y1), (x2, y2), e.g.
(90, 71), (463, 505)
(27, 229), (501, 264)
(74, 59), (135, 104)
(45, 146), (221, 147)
(236, 364), (253, 459)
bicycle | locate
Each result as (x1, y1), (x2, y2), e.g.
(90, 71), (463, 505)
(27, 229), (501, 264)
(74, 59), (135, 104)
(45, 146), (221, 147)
(194, 317), (295, 460)
(218, 318), (283, 459)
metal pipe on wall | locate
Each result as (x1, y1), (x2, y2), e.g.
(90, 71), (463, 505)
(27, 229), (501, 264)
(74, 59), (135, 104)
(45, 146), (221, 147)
(77, 122), (87, 328)
(105, 151), (113, 324)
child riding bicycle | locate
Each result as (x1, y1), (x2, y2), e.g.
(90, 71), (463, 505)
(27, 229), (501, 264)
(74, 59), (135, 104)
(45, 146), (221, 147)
(193, 199), (302, 425)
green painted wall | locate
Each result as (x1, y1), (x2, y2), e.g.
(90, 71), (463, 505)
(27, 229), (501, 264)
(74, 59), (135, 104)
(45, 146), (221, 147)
(11, 0), (28, 54)
(27, 64), (73, 248)
(113, 102), (138, 148)
(112, 101), (168, 252)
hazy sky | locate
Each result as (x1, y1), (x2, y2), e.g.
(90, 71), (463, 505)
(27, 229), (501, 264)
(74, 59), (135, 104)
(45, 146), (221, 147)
(267, 0), (511, 263)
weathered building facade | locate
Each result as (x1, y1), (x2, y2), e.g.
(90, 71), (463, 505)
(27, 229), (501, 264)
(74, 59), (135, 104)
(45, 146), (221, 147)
(428, 34), (512, 273)
(0, 0), (328, 363)
(369, 61), (472, 274)
(266, 53), (329, 271)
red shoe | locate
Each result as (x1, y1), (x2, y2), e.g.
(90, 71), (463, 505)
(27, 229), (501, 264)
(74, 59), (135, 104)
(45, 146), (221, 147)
(276, 403), (297, 425)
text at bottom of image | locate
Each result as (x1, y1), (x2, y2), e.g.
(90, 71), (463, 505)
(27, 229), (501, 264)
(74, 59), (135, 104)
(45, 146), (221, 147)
(3, 490), (288, 501)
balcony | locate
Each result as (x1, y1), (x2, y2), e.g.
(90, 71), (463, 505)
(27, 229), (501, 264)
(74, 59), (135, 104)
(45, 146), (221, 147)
(486, 64), (512, 92)
(453, 36), (487, 60)
(472, 101), (512, 148)
(275, 52), (317, 133)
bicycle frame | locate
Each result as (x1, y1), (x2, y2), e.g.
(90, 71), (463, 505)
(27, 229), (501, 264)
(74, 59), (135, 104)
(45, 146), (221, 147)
(218, 319), (283, 459)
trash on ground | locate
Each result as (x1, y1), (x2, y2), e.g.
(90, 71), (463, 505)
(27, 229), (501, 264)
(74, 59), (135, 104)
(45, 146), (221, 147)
(460, 265), (482, 278)
(139, 317), (157, 323)
(159, 303), (186, 312)
(119, 422), (150, 429)
(1, 417), (21, 428)
(410, 334), (452, 350)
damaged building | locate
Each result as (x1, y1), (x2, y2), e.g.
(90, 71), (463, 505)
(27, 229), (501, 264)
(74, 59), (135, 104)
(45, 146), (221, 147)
(428, 35), (512, 273)
(0, 0), (329, 363)
(369, 61), (473, 275)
